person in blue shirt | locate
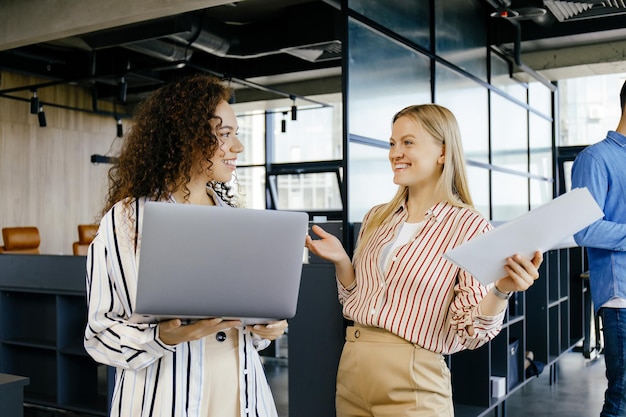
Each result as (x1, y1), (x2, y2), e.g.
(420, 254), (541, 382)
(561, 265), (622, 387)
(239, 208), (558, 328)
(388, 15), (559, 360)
(572, 80), (626, 417)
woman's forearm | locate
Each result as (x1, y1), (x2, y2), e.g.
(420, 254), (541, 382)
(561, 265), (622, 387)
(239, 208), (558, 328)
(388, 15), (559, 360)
(479, 286), (509, 316)
(334, 256), (356, 289)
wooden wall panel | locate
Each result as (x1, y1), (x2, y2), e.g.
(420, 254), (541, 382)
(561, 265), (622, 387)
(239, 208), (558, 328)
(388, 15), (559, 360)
(0, 72), (117, 254)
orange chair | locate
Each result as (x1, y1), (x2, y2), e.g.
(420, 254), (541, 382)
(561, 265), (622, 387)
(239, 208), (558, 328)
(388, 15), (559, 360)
(72, 224), (98, 256)
(0, 227), (41, 254)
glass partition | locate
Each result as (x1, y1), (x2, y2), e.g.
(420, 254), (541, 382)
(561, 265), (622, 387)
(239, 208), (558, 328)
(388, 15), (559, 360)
(467, 165), (490, 219)
(435, 62), (489, 164)
(491, 93), (528, 171)
(530, 178), (553, 209)
(348, 0), (430, 49)
(348, 141), (395, 222)
(529, 112), (553, 179)
(491, 52), (528, 103)
(348, 18), (431, 143)
(492, 171), (529, 221)
(434, 0), (487, 81)
(528, 80), (553, 118)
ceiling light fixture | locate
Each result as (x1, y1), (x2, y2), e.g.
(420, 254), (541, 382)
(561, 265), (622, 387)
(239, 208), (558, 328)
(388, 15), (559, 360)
(291, 96), (297, 121)
(116, 117), (124, 138)
(38, 105), (47, 127)
(30, 90), (39, 114)
(281, 112), (287, 133)
(118, 76), (127, 103)
(227, 78), (236, 104)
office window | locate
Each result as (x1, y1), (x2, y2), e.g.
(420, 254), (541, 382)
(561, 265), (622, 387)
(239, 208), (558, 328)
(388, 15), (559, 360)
(236, 112), (266, 165)
(558, 73), (626, 146)
(270, 172), (342, 212)
(233, 99), (343, 215)
(236, 166), (266, 210)
(272, 105), (342, 163)
(561, 160), (574, 193)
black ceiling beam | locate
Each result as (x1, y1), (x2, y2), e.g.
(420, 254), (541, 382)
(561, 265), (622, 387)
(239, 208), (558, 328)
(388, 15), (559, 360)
(0, 46), (93, 81)
(489, 9), (626, 45)
(189, 49), (340, 80)
(0, 1), (343, 109)
(81, 13), (197, 50)
(185, 62), (333, 107)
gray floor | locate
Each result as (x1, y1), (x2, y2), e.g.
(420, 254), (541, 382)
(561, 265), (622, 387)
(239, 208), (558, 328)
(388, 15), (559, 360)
(504, 350), (606, 416)
(24, 348), (608, 417)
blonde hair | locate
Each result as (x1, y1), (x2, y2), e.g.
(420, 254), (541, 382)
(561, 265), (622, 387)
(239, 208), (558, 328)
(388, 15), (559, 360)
(354, 104), (474, 261)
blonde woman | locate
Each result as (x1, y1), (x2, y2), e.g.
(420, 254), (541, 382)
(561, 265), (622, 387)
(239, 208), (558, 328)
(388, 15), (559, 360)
(306, 104), (543, 417)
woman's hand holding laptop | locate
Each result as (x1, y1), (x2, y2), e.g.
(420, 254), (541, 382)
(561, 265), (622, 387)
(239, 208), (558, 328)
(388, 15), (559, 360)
(158, 318), (241, 346)
(157, 318), (289, 346)
(248, 319), (288, 341)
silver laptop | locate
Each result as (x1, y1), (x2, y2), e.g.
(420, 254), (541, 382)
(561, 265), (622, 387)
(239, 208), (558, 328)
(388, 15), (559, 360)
(129, 201), (309, 325)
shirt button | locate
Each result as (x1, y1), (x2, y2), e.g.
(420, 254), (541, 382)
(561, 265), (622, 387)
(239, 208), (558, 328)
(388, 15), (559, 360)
(216, 331), (227, 342)
(380, 281), (384, 287)
(370, 308), (376, 315)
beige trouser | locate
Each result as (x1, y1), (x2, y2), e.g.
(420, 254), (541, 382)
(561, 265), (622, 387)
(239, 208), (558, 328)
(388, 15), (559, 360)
(205, 327), (240, 417)
(336, 325), (453, 417)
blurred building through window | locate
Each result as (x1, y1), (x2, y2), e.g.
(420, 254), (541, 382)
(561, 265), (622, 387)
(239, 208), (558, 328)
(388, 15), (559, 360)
(558, 73), (626, 147)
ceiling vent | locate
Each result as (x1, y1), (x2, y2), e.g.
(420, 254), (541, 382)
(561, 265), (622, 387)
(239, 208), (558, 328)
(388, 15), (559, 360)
(281, 40), (342, 62)
(544, 0), (626, 22)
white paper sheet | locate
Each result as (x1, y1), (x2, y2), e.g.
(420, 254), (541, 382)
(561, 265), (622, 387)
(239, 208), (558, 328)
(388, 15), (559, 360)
(442, 187), (604, 286)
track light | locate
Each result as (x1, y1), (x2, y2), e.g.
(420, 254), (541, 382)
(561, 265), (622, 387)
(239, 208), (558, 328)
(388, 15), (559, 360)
(281, 112), (287, 133)
(38, 106), (47, 127)
(226, 77), (236, 104)
(291, 97), (297, 121)
(116, 118), (124, 137)
(118, 76), (127, 103)
(30, 90), (39, 114)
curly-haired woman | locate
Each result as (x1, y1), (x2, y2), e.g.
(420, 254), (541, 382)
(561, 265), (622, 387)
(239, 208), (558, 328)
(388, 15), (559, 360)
(84, 74), (286, 417)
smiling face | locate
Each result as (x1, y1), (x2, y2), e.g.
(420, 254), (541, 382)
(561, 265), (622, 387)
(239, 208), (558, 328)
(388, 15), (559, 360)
(389, 115), (445, 191)
(205, 100), (243, 183)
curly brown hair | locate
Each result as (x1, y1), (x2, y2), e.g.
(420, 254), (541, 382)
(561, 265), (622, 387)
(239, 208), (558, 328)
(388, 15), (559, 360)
(101, 74), (236, 217)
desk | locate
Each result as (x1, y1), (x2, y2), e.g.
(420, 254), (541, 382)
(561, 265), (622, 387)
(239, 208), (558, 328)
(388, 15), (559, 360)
(0, 373), (29, 417)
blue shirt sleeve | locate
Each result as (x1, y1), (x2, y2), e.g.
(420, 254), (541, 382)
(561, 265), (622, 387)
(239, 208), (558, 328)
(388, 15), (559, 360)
(571, 149), (626, 251)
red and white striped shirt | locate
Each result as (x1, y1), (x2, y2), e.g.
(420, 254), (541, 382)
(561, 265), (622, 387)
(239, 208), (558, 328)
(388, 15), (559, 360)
(338, 201), (504, 354)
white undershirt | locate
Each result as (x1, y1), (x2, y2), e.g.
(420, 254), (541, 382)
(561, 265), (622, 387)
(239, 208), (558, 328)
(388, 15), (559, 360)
(602, 298), (626, 308)
(381, 220), (425, 270)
